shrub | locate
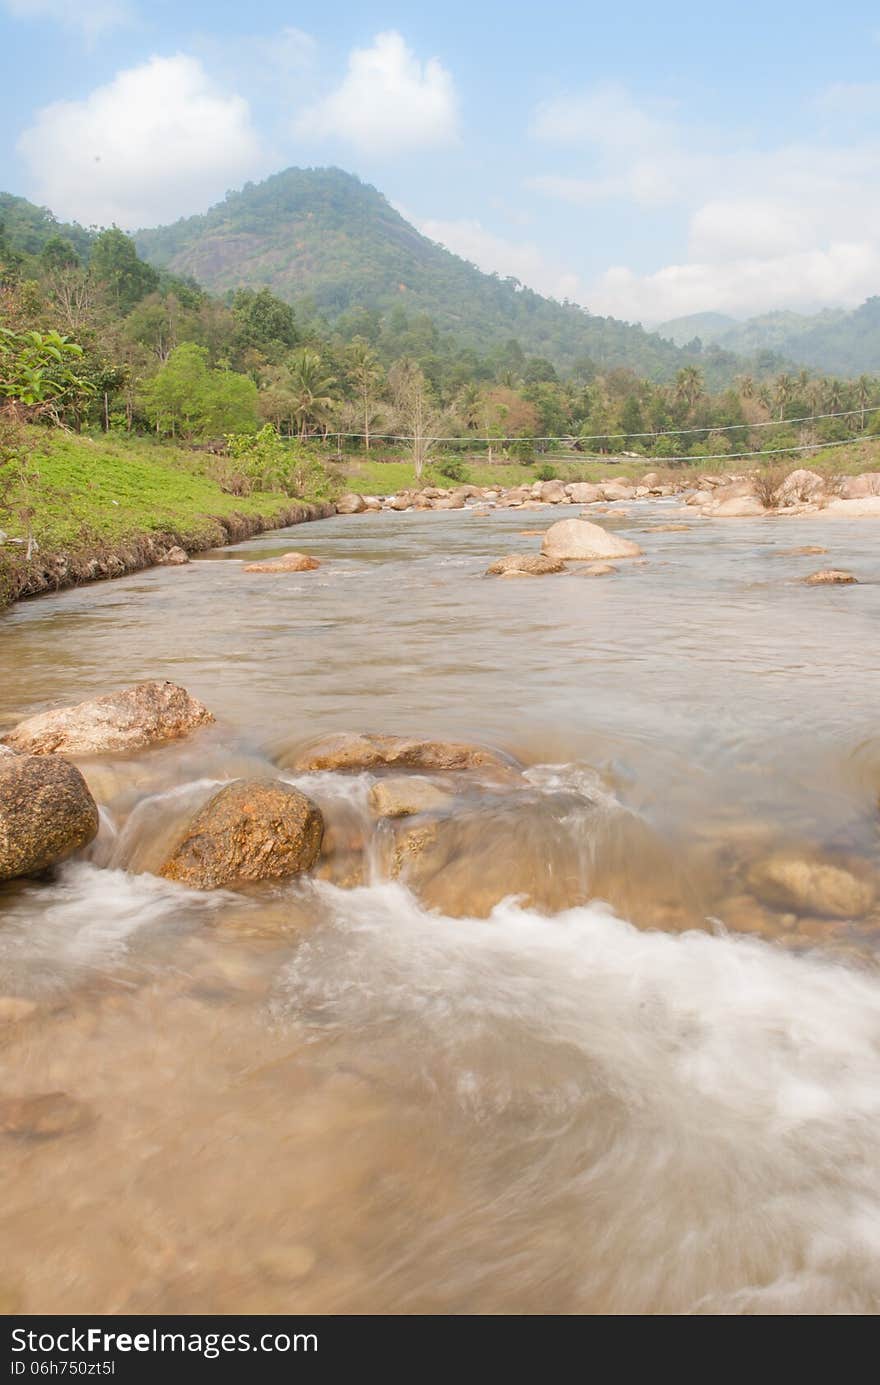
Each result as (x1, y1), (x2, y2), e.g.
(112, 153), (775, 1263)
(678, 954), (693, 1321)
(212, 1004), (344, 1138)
(436, 457), (470, 483)
(536, 463), (558, 481)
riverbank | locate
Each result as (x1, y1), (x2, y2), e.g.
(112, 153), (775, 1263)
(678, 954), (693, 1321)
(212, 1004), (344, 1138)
(0, 431), (335, 608)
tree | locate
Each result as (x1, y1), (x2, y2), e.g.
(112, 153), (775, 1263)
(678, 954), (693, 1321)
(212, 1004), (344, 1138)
(673, 366), (703, 414)
(287, 347), (336, 439)
(345, 337), (383, 448)
(389, 358), (441, 480)
(89, 228), (159, 314)
(0, 326), (91, 417)
(231, 287), (298, 362)
(141, 343), (257, 438)
(774, 373), (795, 422)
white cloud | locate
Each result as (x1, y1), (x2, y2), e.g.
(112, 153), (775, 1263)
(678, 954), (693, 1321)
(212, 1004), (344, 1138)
(530, 82), (880, 321)
(17, 55), (266, 229)
(418, 216), (584, 302)
(295, 31), (459, 153)
(817, 81), (880, 116)
(3, 0), (133, 40)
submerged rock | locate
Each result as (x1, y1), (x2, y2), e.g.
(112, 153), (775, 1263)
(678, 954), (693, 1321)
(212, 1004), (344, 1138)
(0, 1091), (94, 1139)
(243, 551), (320, 573)
(0, 754), (99, 882)
(485, 553), (565, 577)
(289, 732), (515, 776)
(542, 518), (642, 561)
(368, 777), (453, 819)
(161, 779), (324, 890)
(804, 569), (857, 585)
(747, 852), (875, 919)
(1, 681), (214, 757)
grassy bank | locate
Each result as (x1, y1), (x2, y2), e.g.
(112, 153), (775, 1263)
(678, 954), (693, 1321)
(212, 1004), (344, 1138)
(342, 436), (880, 493)
(0, 430), (330, 607)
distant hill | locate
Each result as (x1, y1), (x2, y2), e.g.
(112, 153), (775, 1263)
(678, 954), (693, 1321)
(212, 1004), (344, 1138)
(133, 167), (736, 382)
(657, 300), (880, 376)
(0, 191), (94, 262)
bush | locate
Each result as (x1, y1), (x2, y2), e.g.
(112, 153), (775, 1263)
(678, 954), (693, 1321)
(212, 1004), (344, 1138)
(223, 425), (340, 502)
(536, 463), (558, 481)
(435, 457), (470, 483)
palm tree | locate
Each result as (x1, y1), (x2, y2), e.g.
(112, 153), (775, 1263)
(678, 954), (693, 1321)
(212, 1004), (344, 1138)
(774, 373), (795, 422)
(288, 348), (336, 440)
(855, 374), (872, 429)
(345, 337), (382, 449)
(735, 373), (755, 400)
(673, 365), (703, 415)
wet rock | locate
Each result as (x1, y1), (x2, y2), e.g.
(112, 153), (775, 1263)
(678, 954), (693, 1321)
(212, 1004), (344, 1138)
(0, 754), (99, 881)
(161, 779), (324, 890)
(314, 851), (367, 889)
(1, 681), (214, 757)
(432, 495), (466, 510)
(289, 732), (515, 776)
(485, 553), (566, 577)
(575, 562), (617, 576)
(804, 569), (857, 585)
(539, 480), (567, 503)
(0, 1091), (93, 1138)
(244, 551), (320, 573)
(747, 852), (876, 919)
(258, 1245), (318, 1283)
(159, 546), (189, 566)
(648, 524), (690, 533)
(542, 518), (642, 561)
(335, 493), (368, 514)
(368, 777), (453, 819)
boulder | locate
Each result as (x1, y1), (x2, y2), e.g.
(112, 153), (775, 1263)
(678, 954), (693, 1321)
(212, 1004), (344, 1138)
(601, 483), (637, 501)
(1, 682), (213, 757)
(539, 480), (567, 503)
(824, 496), (880, 517)
(243, 551), (320, 573)
(368, 777), (453, 819)
(159, 546), (189, 566)
(432, 495), (466, 510)
(576, 562), (617, 576)
(541, 518), (642, 561)
(838, 472), (880, 499)
(335, 493), (367, 514)
(641, 472), (660, 488)
(289, 732), (515, 776)
(161, 779), (324, 890)
(777, 468), (825, 504)
(565, 482), (603, 504)
(707, 496), (766, 518)
(804, 569), (857, 585)
(363, 496), (382, 511)
(389, 494), (413, 511)
(0, 754), (99, 882)
(485, 553), (566, 577)
(747, 852), (875, 919)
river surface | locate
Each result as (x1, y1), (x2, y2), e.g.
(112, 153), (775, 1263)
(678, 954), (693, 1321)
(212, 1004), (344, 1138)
(1, 501), (879, 1314)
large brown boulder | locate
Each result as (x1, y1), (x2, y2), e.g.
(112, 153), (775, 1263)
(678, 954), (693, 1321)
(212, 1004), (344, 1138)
(335, 493), (368, 514)
(542, 518), (642, 561)
(160, 779), (324, 890)
(368, 777), (453, 819)
(485, 553), (566, 577)
(432, 494), (466, 510)
(1, 681), (213, 757)
(804, 569), (857, 585)
(838, 472), (880, 499)
(0, 754), (99, 881)
(243, 551), (320, 573)
(539, 480), (567, 503)
(289, 732), (515, 775)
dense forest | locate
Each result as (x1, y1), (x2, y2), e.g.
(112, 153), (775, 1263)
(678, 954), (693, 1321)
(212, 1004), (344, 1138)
(2, 190), (880, 495)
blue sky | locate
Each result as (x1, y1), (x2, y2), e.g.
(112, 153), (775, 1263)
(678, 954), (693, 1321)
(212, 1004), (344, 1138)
(1, 1), (879, 324)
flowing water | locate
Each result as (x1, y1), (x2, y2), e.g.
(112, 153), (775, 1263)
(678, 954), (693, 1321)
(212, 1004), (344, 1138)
(1, 502), (879, 1314)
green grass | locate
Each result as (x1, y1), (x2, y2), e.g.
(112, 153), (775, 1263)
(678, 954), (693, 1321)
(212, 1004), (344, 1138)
(342, 438), (880, 494)
(1, 430), (295, 550)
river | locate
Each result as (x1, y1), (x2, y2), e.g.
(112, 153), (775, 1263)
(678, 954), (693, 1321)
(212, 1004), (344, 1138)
(1, 501), (879, 1314)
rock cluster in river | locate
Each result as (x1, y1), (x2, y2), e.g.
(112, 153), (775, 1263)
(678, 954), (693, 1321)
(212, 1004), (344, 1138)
(243, 551), (321, 573)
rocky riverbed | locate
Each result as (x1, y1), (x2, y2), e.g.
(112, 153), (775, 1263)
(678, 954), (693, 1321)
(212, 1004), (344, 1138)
(1, 501), (879, 1314)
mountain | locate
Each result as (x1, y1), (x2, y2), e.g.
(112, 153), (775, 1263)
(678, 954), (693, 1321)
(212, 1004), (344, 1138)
(133, 167), (731, 382)
(654, 311), (738, 347)
(657, 301), (880, 376)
